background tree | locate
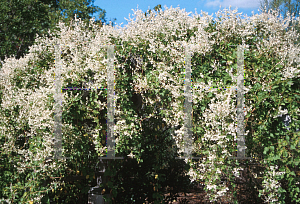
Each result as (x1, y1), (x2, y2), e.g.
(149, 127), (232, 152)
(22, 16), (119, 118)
(57, 0), (116, 28)
(144, 4), (162, 18)
(0, 0), (116, 69)
(0, 0), (52, 65)
(258, 0), (300, 45)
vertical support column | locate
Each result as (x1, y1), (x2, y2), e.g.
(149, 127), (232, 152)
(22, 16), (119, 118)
(176, 44), (201, 160)
(104, 45), (123, 160)
(236, 45), (246, 158)
(106, 45), (115, 159)
(184, 45), (192, 158)
(54, 44), (63, 160)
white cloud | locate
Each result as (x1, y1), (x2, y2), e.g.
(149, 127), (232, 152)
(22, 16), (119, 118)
(205, 0), (261, 9)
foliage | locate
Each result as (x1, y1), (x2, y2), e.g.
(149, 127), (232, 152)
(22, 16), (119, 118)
(0, 4), (300, 204)
(0, 0), (52, 65)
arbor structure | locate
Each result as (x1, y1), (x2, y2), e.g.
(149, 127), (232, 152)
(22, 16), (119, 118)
(0, 5), (299, 203)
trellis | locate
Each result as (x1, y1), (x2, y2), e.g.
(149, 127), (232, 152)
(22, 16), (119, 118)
(175, 44), (252, 160)
(52, 43), (124, 160)
(179, 43), (299, 161)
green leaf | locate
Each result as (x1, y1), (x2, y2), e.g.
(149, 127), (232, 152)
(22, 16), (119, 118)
(294, 158), (300, 166)
(263, 147), (269, 154)
(289, 171), (296, 177)
(93, 110), (99, 114)
(274, 155), (280, 161)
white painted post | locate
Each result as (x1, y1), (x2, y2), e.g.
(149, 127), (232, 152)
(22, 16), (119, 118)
(228, 44), (252, 160)
(236, 45), (246, 158)
(183, 45), (192, 158)
(102, 45), (123, 160)
(176, 44), (201, 160)
(54, 44), (63, 159)
(106, 45), (115, 159)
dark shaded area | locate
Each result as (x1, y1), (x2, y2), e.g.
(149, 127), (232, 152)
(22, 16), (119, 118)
(102, 117), (195, 203)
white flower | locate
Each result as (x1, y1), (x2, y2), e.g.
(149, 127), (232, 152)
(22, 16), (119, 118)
(273, 106), (289, 118)
(127, 152), (135, 158)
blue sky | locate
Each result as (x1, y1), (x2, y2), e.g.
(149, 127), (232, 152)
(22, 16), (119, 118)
(91, 0), (276, 28)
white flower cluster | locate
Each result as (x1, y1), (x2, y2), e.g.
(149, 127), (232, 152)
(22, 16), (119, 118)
(259, 165), (284, 203)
